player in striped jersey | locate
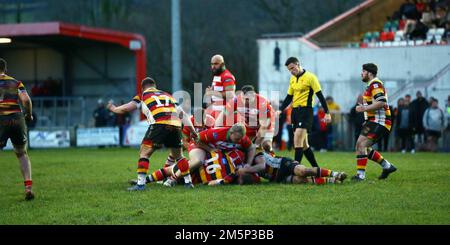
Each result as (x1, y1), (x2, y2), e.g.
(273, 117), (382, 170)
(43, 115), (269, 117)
(237, 152), (347, 185)
(135, 149), (247, 186)
(107, 77), (197, 190)
(352, 63), (397, 181)
(0, 58), (35, 200)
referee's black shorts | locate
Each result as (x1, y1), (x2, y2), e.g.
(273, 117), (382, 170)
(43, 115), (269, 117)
(291, 107), (313, 132)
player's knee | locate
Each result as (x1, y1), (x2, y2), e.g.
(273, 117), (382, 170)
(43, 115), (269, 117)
(261, 140), (272, 152)
(294, 165), (306, 176)
(14, 146), (27, 157)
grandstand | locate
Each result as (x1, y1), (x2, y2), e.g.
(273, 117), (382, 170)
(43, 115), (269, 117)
(258, 0), (449, 150)
(0, 22), (147, 129)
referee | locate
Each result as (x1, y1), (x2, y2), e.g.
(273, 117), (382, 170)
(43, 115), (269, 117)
(278, 57), (331, 167)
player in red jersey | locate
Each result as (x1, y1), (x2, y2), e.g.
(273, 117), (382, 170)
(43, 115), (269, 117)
(0, 58), (35, 200)
(205, 54), (236, 119)
(215, 85), (275, 152)
(108, 77), (197, 190)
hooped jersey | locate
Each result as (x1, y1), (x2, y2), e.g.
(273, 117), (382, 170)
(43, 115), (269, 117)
(211, 69), (235, 111)
(0, 75), (27, 116)
(191, 150), (245, 185)
(363, 78), (392, 130)
(132, 88), (181, 127)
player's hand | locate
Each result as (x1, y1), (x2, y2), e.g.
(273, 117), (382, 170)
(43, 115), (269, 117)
(276, 110), (282, 117)
(191, 131), (199, 141)
(205, 86), (212, 95)
(25, 114), (33, 122)
(107, 101), (115, 111)
(324, 113), (332, 124)
(356, 105), (366, 113)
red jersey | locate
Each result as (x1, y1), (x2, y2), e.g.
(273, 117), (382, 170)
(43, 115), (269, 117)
(182, 114), (215, 142)
(211, 69), (235, 113)
(224, 93), (275, 138)
(199, 127), (252, 151)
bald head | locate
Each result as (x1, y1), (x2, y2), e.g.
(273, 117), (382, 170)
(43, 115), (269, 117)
(211, 54), (225, 75)
(211, 54), (224, 64)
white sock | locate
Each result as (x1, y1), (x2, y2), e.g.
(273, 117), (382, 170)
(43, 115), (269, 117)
(137, 174), (146, 186)
(357, 170), (366, 179)
(184, 174), (192, 184)
(331, 171), (338, 178)
(381, 160), (391, 169)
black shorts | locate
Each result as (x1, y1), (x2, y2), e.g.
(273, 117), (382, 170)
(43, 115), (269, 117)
(360, 121), (390, 143)
(426, 130), (441, 138)
(291, 107), (313, 132)
(142, 124), (183, 148)
(275, 157), (299, 183)
(0, 113), (28, 148)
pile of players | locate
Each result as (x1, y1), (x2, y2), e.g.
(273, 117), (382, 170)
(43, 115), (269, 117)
(108, 54), (348, 190)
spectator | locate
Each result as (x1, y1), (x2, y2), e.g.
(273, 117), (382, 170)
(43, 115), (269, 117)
(433, 6), (449, 28)
(421, 4), (435, 26)
(400, 0), (419, 19)
(446, 95), (450, 121)
(93, 99), (109, 127)
(326, 96), (341, 151)
(423, 97), (448, 151)
(415, 0), (426, 13)
(349, 95), (365, 146)
(409, 19), (429, 40)
(396, 98), (415, 153)
(317, 106), (329, 152)
(377, 104), (395, 152)
(410, 91), (429, 145)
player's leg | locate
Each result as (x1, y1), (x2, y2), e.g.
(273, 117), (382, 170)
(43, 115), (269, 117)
(128, 143), (156, 191)
(9, 114), (34, 200)
(294, 128), (307, 163)
(293, 164), (345, 180)
(13, 143), (34, 200)
(301, 133), (320, 167)
(169, 147), (194, 188)
(364, 123), (397, 180)
(352, 134), (371, 181)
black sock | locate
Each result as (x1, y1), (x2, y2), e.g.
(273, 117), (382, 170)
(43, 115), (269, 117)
(295, 148), (304, 163)
(304, 147), (319, 167)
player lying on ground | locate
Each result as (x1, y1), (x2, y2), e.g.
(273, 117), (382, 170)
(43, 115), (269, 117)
(236, 152), (347, 185)
(134, 149), (248, 186)
(108, 77), (197, 190)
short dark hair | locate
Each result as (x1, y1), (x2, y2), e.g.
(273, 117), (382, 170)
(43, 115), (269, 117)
(405, 94), (411, 98)
(141, 77), (156, 88)
(241, 85), (255, 94)
(362, 63), (378, 76)
(0, 58), (7, 73)
(285, 57), (299, 66)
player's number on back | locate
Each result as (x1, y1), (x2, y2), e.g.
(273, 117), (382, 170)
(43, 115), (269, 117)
(152, 95), (170, 107)
(206, 164), (221, 174)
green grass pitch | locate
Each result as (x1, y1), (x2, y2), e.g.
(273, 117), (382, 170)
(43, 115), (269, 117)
(0, 148), (449, 224)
